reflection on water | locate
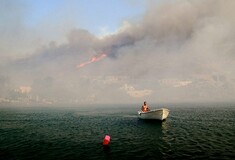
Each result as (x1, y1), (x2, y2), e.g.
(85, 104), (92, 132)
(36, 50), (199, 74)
(161, 120), (169, 131)
(103, 145), (112, 159)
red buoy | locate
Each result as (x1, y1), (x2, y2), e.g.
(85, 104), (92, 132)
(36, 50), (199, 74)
(103, 135), (110, 145)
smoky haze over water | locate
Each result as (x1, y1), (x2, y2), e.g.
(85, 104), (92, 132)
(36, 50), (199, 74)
(0, 0), (235, 105)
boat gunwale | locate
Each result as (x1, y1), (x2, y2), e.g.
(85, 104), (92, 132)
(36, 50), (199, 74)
(138, 108), (169, 114)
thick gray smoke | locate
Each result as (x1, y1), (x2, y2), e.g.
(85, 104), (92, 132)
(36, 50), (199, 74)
(1, 0), (235, 105)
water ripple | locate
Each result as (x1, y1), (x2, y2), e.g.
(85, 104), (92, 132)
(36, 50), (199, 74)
(0, 105), (235, 159)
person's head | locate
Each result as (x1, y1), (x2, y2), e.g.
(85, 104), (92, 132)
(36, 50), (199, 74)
(144, 101), (146, 105)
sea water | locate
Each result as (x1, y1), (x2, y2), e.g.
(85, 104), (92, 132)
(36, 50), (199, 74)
(0, 103), (234, 160)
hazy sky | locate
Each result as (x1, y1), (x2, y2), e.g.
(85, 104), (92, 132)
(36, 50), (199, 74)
(1, 0), (235, 105)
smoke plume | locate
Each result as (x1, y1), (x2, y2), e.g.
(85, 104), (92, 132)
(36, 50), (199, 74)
(1, 0), (235, 105)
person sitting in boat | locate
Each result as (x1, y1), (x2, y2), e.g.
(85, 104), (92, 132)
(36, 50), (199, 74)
(141, 101), (150, 112)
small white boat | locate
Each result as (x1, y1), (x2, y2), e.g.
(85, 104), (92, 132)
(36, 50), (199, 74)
(138, 108), (169, 121)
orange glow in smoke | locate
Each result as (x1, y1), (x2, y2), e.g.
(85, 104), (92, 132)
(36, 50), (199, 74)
(77, 53), (107, 69)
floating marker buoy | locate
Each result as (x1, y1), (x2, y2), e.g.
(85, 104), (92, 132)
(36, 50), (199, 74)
(103, 135), (110, 145)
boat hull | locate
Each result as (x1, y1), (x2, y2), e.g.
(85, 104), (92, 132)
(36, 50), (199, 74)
(138, 108), (169, 120)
